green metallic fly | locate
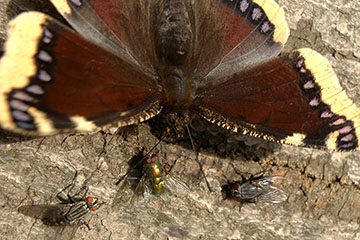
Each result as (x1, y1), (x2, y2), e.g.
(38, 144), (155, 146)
(116, 153), (189, 205)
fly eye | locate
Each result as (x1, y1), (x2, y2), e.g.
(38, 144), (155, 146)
(91, 206), (98, 212)
(231, 183), (241, 194)
(151, 154), (159, 162)
(232, 183), (241, 190)
(87, 196), (94, 203)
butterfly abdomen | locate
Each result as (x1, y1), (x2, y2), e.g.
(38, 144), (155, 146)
(155, 0), (192, 66)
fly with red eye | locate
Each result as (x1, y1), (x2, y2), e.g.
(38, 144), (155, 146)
(18, 171), (101, 239)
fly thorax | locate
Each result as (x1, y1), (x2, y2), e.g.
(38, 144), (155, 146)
(144, 161), (163, 179)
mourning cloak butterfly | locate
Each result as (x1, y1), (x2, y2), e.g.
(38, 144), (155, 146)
(0, 0), (359, 151)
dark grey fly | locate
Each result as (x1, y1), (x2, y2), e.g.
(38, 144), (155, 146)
(223, 176), (287, 208)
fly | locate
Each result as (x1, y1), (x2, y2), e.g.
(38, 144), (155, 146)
(18, 171), (100, 240)
(18, 195), (99, 226)
(222, 176), (287, 209)
(116, 153), (189, 205)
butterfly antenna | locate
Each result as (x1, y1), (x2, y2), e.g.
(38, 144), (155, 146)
(185, 124), (213, 192)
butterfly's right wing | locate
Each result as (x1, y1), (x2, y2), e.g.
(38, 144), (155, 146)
(191, 0), (289, 84)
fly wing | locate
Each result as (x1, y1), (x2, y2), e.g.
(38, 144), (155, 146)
(129, 174), (151, 206)
(18, 204), (68, 226)
(256, 176), (282, 187)
(256, 177), (287, 204)
(257, 185), (287, 204)
(163, 175), (190, 194)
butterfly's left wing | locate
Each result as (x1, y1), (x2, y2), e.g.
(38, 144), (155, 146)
(49, 0), (158, 71)
(0, 12), (163, 135)
(194, 48), (360, 151)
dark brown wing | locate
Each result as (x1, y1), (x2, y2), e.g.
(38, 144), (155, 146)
(194, 49), (360, 150)
(50, 0), (159, 72)
(0, 12), (163, 135)
(191, 0), (289, 84)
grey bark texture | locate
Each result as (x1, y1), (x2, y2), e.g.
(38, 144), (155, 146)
(0, 0), (360, 239)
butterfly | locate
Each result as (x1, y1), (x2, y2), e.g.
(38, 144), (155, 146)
(0, 0), (359, 151)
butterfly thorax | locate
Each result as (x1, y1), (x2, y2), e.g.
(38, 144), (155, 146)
(161, 69), (193, 109)
(155, 0), (193, 110)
